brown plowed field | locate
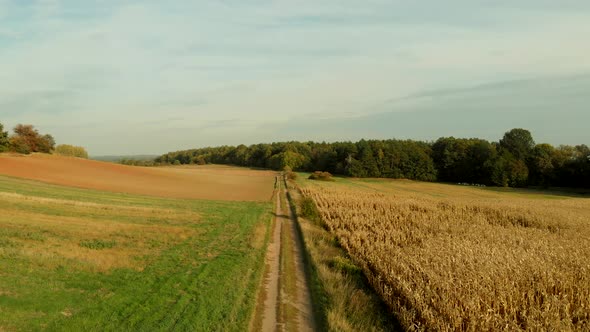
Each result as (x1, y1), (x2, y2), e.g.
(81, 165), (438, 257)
(0, 153), (275, 201)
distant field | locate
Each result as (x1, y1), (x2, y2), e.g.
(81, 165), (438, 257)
(0, 153), (274, 201)
(299, 177), (590, 331)
(90, 154), (159, 162)
(0, 174), (273, 331)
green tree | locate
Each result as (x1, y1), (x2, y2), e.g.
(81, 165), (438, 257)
(268, 151), (306, 170)
(528, 144), (555, 187)
(403, 141), (437, 181)
(490, 154), (509, 187)
(192, 155), (206, 165)
(358, 141), (380, 177)
(38, 134), (55, 153)
(499, 128), (535, 160)
(466, 139), (497, 184)
(507, 158), (529, 187)
(333, 142), (357, 174)
(575, 145), (590, 188)
(345, 157), (367, 177)
(152, 128), (589, 188)
(432, 137), (467, 181)
(248, 144), (272, 168)
(8, 136), (31, 154)
(229, 144), (250, 166)
(0, 122), (8, 152)
(309, 142), (338, 173)
(491, 152), (529, 187)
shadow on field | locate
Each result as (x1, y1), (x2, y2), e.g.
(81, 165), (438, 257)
(478, 186), (590, 198)
(272, 212), (290, 219)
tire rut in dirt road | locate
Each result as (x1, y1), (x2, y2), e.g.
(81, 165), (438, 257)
(258, 178), (282, 332)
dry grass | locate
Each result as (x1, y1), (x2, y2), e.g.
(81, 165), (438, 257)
(301, 179), (590, 331)
(249, 217), (268, 250)
(0, 193), (200, 272)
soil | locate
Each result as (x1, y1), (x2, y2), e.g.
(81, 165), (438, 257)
(260, 182), (283, 331)
(0, 153), (274, 201)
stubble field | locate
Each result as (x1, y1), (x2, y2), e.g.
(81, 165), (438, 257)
(0, 156), (275, 331)
(299, 177), (590, 331)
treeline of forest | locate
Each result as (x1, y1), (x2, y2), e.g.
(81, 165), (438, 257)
(157, 128), (590, 189)
(0, 123), (55, 154)
(0, 122), (88, 158)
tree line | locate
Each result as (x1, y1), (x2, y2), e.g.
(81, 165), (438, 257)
(0, 123), (55, 154)
(157, 128), (590, 189)
(0, 122), (88, 158)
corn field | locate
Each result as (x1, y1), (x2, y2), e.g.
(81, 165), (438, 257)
(301, 182), (590, 331)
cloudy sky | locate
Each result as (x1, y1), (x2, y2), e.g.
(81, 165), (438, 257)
(1, 1), (589, 155)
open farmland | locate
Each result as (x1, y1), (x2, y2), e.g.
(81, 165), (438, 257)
(0, 154), (274, 201)
(298, 177), (590, 331)
(0, 168), (274, 331)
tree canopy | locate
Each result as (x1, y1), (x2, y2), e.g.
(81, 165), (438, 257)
(499, 128), (535, 160)
(157, 128), (590, 189)
(0, 123), (8, 152)
(8, 124), (55, 154)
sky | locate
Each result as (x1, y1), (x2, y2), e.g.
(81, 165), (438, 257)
(0, 1), (589, 156)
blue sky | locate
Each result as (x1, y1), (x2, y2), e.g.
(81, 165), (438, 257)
(1, 1), (589, 155)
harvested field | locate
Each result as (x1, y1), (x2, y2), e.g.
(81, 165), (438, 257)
(299, 177), (590, 331)
(0, 153), (274, 201)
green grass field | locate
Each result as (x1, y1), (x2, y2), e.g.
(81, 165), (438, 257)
(0, 175), (272, 331)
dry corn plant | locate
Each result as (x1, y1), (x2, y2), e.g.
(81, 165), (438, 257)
(301, 184), (590, 331)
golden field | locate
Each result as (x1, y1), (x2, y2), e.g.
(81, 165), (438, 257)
(299, 178), (590, 331)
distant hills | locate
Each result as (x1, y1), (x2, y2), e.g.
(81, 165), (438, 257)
(91, 155), (158, 162)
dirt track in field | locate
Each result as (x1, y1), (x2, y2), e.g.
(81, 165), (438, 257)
(0, 153), (274, 201)
(259, 179), (282, 331)
(253, 177), (316, 332)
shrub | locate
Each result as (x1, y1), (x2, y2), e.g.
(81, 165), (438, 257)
(299, 196), (320, 220)
(329, 256), (363, 277)
(54, 144), (89, 159)
(308, 171), (334, 181)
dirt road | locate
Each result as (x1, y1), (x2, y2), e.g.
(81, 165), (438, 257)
(252, 176), (316, 331)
